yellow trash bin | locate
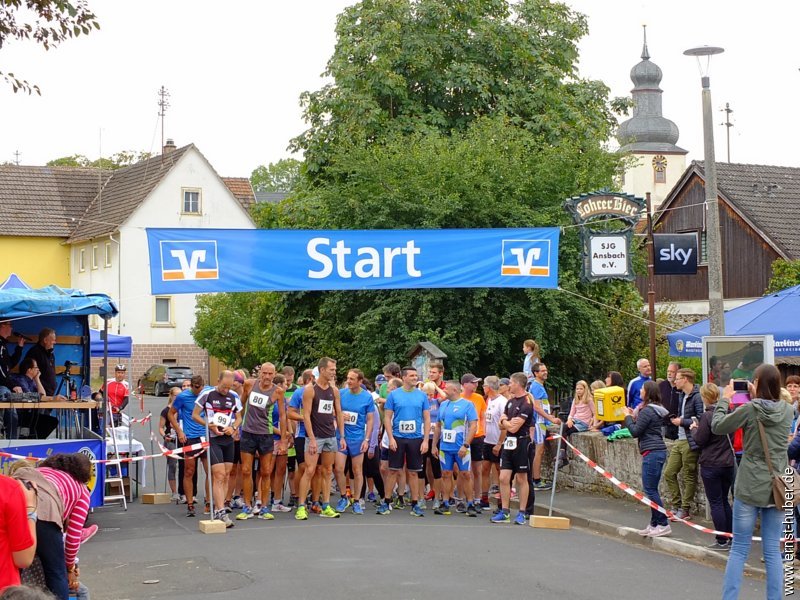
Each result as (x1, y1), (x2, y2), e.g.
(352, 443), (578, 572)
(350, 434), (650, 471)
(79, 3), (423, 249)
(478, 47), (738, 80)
(594, 386), (626, 423)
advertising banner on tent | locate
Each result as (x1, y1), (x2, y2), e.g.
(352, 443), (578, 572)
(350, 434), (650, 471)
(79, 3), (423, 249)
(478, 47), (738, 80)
(146, 228), (560, 294)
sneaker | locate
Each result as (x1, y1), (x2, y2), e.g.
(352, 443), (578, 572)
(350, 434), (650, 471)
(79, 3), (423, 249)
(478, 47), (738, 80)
(236, 507), (253, 520)
(224, 501), (232, 513)
(668, 508), (688, 521)
(479, 498), (491, 510)
(472, 502), (483, 513)
(272, 502), (291, 513)
(367, 491), (377, 503)
(335, 497), (351, 513)
(434, 502), (451, 516)
(179, 494), (188, 504)
(321, 505), (341, 518)
(171, 493), (181, 503)
(231, 496), (244, 509)
(466, 504), (479, 518)
(491, 511), (510, 524)
(425, 489), (435, 501)
(510, 488), (519, 501)
(295, 506), (308, 520)
(532, 481), (551, 491)
(708, 540), (731, 551)
(204, 502), (211, 515)
(393, 497), (406, 510)
(376, 502), (391, 515)
(648, 524), (672, 537)
(221, 512), (235, 528)
(186, 503), (196, 517)
(489, 484), (499, 495)
(80, 524), (98, 544)
(352, 502), (364, 515)
(258, 510), (275, 520)
(288, 496), (298, 508)
(411, 505), (425, 517)
(456, 501), (467, 514)
(418, 500), (427, 511)
(310, 502), (322, 514)
(514, 512), (526, 525)
(432, 498), (441, 511)
(637, 524), (655, 536)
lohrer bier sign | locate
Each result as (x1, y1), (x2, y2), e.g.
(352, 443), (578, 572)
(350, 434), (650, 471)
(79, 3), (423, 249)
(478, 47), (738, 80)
(563, 190), (644, 283)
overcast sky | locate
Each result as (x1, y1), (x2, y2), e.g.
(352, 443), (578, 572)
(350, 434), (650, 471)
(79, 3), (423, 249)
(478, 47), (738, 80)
(1, 1), (797, 176)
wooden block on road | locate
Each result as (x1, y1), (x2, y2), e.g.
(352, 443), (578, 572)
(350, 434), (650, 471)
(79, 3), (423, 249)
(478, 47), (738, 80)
(199, 519), (227, 534)
(531, 515), (571, 530)
(142, 493), (172, 505)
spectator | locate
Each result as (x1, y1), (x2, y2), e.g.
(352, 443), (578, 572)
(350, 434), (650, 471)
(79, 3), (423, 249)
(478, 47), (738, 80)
(605, 371), (625, 388)
(713, 364), (792, 600)
(160, 387), (181, 501)
(658, 361), (681, 440)
(0, 320), (25, 440)
(708, 356), (723, 385)
(0, 586), (54, 600)
(10, 357), (61, 439)
(564, 380), (596, 434)
(786, 375), (800, 435)
(23, 331), (56, 397)
(0, 474), (36, 591)
(691, 383), (734, 551)
(663, 368), (703, 520)
(521, 339), (540, 388)
(626, 358), (652, 409)
(101, 365), (130, 426)
(622, 381), (670, 537)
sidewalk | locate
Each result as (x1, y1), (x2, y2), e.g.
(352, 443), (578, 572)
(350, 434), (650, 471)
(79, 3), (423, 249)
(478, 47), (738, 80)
(523, 487), (777, 580)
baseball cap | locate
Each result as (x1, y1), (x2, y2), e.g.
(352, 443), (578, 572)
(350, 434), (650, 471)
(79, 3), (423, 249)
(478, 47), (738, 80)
(460, 373), (482, 385)
(499, 377), (510, 385)
(375, 374), (387, 385)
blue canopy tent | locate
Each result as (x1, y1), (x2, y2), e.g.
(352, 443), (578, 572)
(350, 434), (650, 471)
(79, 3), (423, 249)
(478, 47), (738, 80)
(90, 328), (132, 358)
(0, 273), (31, 290)
(667, 285), (800, 357)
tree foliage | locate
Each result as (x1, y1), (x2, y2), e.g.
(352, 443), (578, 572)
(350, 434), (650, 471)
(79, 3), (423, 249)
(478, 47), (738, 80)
(1, 0), (100, 94)
(46, 151), (152, 169)
(765, 259), (800, 294)
(250, 158), (303, 193)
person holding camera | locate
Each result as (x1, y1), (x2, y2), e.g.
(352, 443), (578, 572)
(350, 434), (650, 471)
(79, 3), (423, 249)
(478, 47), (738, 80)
(23, 331), (56, 397)
(712, 364), (793, 600)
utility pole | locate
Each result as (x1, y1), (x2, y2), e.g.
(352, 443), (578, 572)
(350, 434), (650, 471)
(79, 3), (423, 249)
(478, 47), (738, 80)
(157, 86), (170, 162)
(720, 102), (733, 163)
(13, 150), (20, 166)
(646, 192), (657, 375)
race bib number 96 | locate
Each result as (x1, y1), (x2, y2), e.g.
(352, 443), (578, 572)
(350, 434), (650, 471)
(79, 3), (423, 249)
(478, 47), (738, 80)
(318, 400), (334, 414)
(398, 421), (416, 434)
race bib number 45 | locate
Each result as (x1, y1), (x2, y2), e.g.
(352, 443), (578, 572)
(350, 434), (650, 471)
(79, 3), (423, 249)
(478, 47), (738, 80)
(398, 420), (416, 434)
(343, 411), (358, 425)
(249, 392), (270, 410)
(318, 399), (334, 414)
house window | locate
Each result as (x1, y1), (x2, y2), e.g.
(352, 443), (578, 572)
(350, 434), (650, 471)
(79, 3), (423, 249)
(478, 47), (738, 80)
(79, 249), (86, 272)
(154, 296), (173, 326)
(105, 242), (112, 267)
(91, 245), (99, 270)
(699, 230), (708, 264)
(182, 188), (202, 214)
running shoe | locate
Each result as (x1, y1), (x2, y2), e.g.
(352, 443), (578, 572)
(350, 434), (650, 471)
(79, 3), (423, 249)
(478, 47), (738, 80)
(80, 524), (98, 544)
(491, 511), (510, 524)
(456, 501), (467, 514)
(179, 494), (187, 504)
(352, 502), (364, 515)
(479, 498), (491, 510)
(272, 502), (291, 513)
(295, 506), (308, 520)
(367, 491), (377, 503)
(418, 500), (427, 511)
(648, 524), (672, 537)
(288, 496), (298, 508)
(431, 498), (441, 511)
(532, 481), (551, 491)
(186, 503), (196, 518)
(393, 496), (405, 510)
(425, 489), (435, 501)
(258, 510), (275, 520)
(321, 505), (341, 518)
(376, 502), (391, 515)
(221, 513), (235, 528)
(231, 496), (244, 509)
(171, 493), (181, 503)
(224, 501), (232, 513)
(489, 484), (499, 495)
(335, 497), (351, 513)
(514, 512), (526, 525)
(434, 502), (451, 516)
(310, 502), (322, 514)
(410, 505), (425, 517)
(236, 507), (253, 520)
(466, 504), (479, 518)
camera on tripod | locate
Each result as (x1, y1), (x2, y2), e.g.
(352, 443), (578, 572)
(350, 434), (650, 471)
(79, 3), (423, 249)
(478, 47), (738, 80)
(64, 360), (73, 370)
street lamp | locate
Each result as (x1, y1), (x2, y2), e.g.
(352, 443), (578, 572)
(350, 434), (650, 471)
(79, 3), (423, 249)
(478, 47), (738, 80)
(684, 45), (725, 336)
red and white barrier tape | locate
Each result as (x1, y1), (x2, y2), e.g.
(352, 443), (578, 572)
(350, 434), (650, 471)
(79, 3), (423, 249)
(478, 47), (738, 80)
(127, 413), (152, 425)
(0, 440), (208, 465)
(150, 433), (200, 461)
(550, 434), (748, 541)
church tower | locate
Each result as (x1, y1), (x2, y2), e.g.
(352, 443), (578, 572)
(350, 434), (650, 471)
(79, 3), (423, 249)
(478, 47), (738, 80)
(617, 27), (687, 209)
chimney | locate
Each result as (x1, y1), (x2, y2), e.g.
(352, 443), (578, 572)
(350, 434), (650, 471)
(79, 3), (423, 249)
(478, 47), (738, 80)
(163, 138), (176, 155)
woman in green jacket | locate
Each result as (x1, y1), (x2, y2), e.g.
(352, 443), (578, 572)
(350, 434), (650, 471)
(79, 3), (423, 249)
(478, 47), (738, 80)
(711, 363), (792, 600)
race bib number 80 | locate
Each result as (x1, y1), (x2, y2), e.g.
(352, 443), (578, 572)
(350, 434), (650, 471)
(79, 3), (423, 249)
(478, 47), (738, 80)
(249, 392), (270, 410)
(398, 421), (416, 434)
(318, 400), (334, 414)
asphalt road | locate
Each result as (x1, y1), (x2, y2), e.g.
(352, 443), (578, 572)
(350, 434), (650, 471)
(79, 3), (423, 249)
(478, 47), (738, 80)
(77, 395), (768, 600)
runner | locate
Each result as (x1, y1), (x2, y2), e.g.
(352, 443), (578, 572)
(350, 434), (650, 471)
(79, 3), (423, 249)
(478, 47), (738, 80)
(432, 380), (478, 516)
(168, 375), (208, 517)
(279, 366), (298, 508)
(481, 375), (506, 509)
(192, 371), (243, 527)
(377, 377), (402, 512)
(295, 357), (345, 520)
(460, 373), (487, 511)
(491, 372), (534, 525)
(379, 366), (430, 517)
(427, 362), (447, 391)
(530, 363), (561, 493)
(332, 369), (374, 514)
(288, 369), (316, 509)
(268, 369), (292, 512)
(235, 363), (285, 521)
(420, 381), (444, 510)
(225, 370), (246, 511)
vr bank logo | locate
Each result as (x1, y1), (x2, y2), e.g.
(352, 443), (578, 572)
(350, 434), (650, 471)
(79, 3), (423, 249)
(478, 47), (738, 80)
(160, 240), (219, 281)
(501, 240), (551, 276)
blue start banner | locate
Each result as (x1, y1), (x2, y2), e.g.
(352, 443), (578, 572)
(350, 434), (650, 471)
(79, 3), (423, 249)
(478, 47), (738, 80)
(146, 228), (560, 294)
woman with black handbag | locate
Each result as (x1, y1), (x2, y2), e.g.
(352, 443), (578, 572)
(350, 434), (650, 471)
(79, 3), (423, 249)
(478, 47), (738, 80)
(712, 364), (793, 600)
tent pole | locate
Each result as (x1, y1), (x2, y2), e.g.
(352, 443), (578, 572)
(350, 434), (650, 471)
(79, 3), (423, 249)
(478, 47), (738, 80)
(102, 317), (109, 429)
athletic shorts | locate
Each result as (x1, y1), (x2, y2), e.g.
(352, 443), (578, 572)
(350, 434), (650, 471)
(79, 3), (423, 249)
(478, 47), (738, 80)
(483, 441), (501, 464)
(295, 437), (305, 465)
(389, 437), (423, 472)
(533, 422), (548, 445)
(380, 447), (389, 462)
(470, 436), (485, 462)
(439, 449), (471, 472)
(338, 438), (365, 457)
(240, 430), (275, 456)
(287, 455), (296, 473)
(233, 440), (241, 465)
(209, 435), (235, 466)
(311, 436), (338, 454)
(499, 436), (531, 474)
(183, 436), (206, 460)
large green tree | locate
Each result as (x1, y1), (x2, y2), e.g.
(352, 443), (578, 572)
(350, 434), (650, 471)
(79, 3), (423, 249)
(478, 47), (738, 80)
(250, 158), (303, 193)
(46, 151), (153, 169)
(195, 0), (651, 388)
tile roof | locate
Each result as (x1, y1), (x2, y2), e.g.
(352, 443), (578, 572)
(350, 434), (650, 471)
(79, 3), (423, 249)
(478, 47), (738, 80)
(67, 145), (192, 243)
(222, 177), (255, 212)
(694, 161), (800, 260)
(0, 165), (111, 237)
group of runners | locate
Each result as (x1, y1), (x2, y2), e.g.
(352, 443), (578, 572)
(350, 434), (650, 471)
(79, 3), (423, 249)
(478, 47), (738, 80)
(165, 357), (561, 527)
